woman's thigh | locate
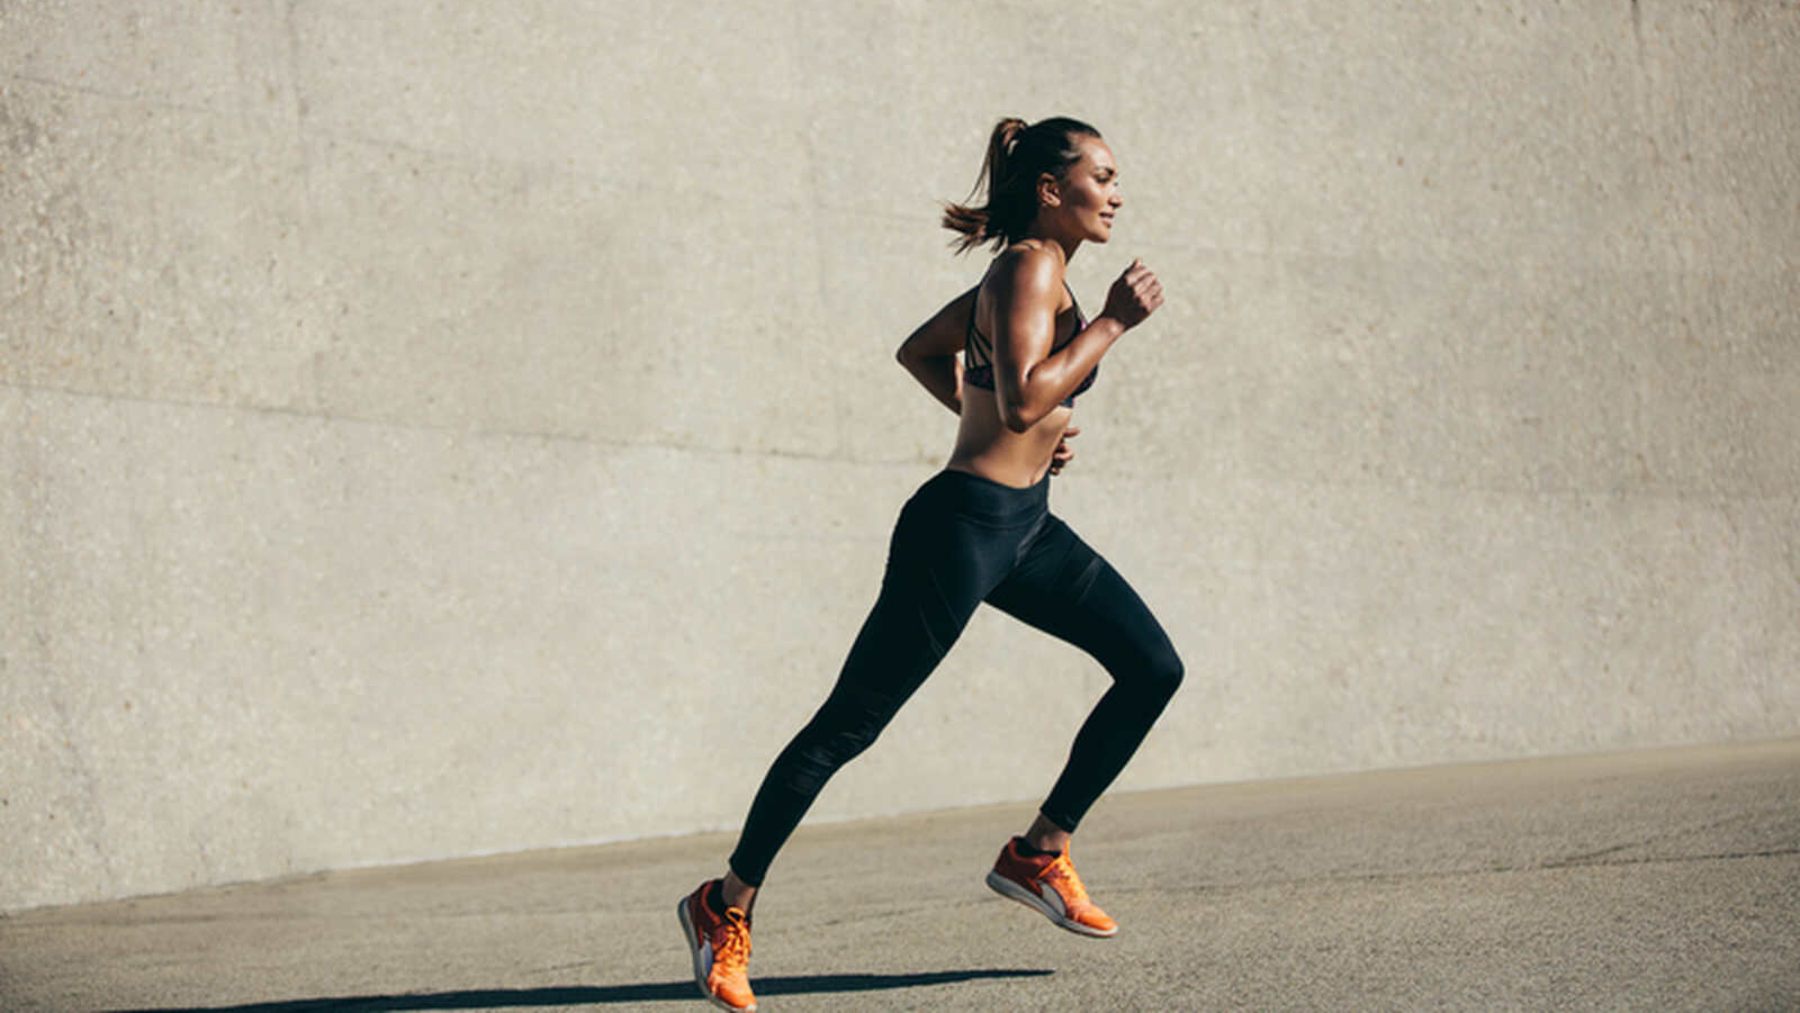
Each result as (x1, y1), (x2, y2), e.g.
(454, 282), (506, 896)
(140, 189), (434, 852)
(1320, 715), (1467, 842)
(833, 487), (1042, 702)
(982, 514), (1179, 680)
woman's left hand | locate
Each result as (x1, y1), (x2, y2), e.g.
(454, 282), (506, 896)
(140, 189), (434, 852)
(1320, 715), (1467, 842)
(1049, 425), (1080, 476)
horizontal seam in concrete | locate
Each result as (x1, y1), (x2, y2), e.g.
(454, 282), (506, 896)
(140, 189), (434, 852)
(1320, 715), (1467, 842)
(0, 377), (929, 470)
(1545, 807), (1779, 865)
(1132, 847), (1800, 897)
(3, 72), (221, 117)
(1543, 846), (1800, 870)
(1089, 465), (1800, 504)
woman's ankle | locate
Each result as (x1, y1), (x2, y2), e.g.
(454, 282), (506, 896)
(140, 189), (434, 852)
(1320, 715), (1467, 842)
(1023, 812), (1073, 854)
(720, 871), (758, 912)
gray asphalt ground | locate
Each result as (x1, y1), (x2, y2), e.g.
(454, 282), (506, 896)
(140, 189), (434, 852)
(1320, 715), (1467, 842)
(4, 739), (1797, 1012)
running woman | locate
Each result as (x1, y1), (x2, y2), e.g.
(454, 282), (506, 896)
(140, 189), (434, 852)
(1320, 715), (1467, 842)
(677, 116), (1180, 1012)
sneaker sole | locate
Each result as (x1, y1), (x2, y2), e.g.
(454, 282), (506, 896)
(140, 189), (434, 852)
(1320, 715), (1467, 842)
(984, 869), (1118, 938)
(676, 896), (757, 1012)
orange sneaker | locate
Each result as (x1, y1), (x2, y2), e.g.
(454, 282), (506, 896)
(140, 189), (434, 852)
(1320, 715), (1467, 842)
(985, 836), (1119, 938)
(676, 879), (757, 1012)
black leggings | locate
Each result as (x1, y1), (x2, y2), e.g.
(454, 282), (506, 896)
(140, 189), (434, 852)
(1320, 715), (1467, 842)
(727, 468), (1184, 887)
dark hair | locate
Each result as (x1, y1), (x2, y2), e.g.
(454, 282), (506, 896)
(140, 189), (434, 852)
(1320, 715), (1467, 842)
(941, 116), (1102, 255)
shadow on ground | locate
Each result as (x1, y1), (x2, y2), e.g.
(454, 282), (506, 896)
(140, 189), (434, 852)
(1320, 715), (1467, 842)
(113, 968), (1056, 1011)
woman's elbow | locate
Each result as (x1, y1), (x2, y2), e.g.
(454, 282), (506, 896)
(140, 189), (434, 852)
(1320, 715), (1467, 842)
(1000, 400), (1041, 433)
(896, 347), (925, 378)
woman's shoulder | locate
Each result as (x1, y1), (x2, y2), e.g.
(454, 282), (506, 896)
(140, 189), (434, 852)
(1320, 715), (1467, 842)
(984, 241), (1065, 298)
(993, 238), (1064, 272)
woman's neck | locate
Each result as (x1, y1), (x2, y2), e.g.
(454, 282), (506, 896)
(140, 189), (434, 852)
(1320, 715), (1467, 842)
(1022, 227), (1081, 264)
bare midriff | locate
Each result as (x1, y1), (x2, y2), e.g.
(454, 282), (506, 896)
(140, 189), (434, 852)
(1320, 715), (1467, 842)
(945, 396), (1072, 488)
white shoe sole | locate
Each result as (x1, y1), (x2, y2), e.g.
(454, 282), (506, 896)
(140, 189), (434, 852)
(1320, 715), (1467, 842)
(985, 869), (1118, 938)
(677, 896), (757, 1012)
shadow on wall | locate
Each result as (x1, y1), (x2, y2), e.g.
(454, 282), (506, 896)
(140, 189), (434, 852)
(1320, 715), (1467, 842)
(116, 967), (1055, 1010)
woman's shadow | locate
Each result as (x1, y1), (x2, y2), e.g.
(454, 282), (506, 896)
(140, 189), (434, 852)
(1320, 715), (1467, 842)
(115, 967), (1055, 1011)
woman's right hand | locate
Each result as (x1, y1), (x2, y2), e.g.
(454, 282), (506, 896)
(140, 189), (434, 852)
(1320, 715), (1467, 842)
(1101, 258), (1164, 330)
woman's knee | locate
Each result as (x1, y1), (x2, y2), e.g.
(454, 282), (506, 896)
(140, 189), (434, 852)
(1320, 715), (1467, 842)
(1118, 637), (1183, 703)
(1147, 641), (1185, 698)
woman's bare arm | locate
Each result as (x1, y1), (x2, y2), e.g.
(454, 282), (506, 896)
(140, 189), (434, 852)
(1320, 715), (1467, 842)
(989, 248), (1124, 432)
(895, 285), (978, 415)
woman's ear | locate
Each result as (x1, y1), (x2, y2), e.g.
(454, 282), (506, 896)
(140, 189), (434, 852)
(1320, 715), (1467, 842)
(1036, 171), (1062, 209)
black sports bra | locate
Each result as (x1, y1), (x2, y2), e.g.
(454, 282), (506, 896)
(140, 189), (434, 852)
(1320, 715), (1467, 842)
(963, 283), (1098, 409)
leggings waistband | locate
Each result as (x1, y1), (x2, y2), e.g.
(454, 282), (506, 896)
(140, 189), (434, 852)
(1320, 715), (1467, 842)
(917, 467), (1050, 521)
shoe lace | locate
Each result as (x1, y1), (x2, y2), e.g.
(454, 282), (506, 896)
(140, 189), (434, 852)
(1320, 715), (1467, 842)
(1042, 852), (1091, 905)
(713, 908), (752, 974)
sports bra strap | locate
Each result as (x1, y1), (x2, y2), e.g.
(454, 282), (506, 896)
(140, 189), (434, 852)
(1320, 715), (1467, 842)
(964, 281), (1097, 407)
(967, 282), (1084, 351)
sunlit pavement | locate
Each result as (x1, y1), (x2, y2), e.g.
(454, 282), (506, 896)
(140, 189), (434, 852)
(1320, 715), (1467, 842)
(4, 739), (1797, 1011)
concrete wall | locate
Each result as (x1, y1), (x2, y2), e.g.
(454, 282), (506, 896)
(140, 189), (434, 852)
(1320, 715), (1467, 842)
(3, 0), (1795, 912)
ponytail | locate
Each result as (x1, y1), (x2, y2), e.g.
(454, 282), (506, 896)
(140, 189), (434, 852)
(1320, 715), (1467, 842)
(940, 116), (1100, 255)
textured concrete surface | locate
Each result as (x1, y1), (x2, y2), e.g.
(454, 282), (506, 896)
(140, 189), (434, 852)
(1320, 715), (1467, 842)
(2, 739), (1797, 1011)
(5, 1), (1800, 911)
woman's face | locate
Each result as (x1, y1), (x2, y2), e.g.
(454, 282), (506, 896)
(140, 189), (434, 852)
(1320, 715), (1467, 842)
(1045, 136), (1122, 243)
